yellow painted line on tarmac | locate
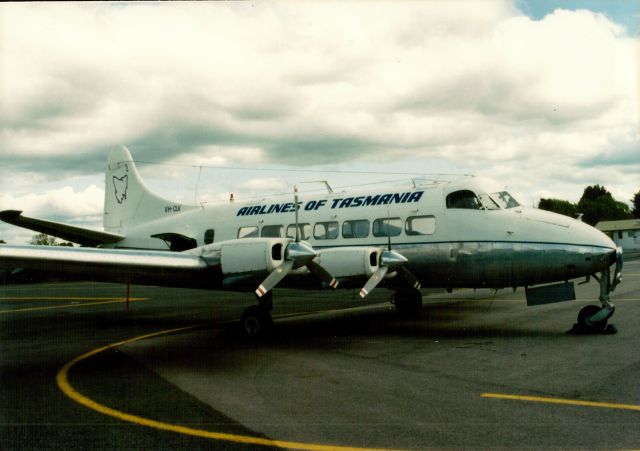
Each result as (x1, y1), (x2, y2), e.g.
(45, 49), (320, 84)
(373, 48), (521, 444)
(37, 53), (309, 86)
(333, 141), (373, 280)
(0, 298), (147, 314)
(57, 325), (403, 451)
(481, 393), (640, 412)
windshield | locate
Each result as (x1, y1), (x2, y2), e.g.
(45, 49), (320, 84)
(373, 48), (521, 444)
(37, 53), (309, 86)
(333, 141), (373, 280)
(490, 191), (520, 209)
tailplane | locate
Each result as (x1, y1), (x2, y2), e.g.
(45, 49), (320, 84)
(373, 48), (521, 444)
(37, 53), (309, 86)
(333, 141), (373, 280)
(104, 146), (198, 233)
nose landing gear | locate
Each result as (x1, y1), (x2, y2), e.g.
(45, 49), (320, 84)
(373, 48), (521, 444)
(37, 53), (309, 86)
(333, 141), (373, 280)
(570, 261), (619, 335)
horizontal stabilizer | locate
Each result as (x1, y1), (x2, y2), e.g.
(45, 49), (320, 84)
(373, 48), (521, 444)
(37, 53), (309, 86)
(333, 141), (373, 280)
(0, 210), (124, 247)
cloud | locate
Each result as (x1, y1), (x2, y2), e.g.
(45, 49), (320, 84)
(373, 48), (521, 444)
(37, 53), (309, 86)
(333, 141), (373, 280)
(239, 178), (289, 192)
(0, 185), (104, 220)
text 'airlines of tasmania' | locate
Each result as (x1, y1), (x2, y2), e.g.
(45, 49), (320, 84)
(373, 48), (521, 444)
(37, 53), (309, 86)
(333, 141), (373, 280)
(0, 146), (623, 336)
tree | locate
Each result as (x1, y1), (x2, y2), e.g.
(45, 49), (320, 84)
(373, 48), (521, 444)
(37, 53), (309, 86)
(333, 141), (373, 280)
(28, 233), (74, 247)
(577, 185), (633, 226)
(581, 184), (610, 202)
(538, 198), (578, 218)
(632, 190), (640, 219)
(30, 233), (58, 246)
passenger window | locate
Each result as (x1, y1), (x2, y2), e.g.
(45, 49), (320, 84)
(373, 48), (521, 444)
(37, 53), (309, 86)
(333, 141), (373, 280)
(314, 221), (339, 240)
(342, 220), (370, 238)
(446, 190), (482, 209)
(237, 226), (259, 239)
(204, 229), (215, 244)
(286, 223), (311, 240)
(261, 225), (283, 238)
(406, 216), (436, 235)
(372, 218), (402, 237)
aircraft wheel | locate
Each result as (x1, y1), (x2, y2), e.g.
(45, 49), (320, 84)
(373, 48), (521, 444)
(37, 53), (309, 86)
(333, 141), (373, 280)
(577, 305), (607, 332)
(241, 305), (273, 338)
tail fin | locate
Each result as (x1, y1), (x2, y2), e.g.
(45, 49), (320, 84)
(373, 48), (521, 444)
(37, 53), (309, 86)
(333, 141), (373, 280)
(103, 146), (198, 233)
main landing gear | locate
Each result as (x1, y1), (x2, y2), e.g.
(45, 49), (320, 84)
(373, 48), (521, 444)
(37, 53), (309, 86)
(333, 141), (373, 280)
(241, 291), (274, 338)
(392, 287), (423, 319)
(570, 262), (620, 335)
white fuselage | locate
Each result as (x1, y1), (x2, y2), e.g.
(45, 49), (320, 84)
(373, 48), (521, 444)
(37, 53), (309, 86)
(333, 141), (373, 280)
(109, 178), (617, 291)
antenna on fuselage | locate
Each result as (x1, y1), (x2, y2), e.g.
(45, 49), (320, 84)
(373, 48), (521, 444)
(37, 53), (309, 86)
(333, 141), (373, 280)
(386, 206), (392, 251)
(294, 185), (300, 242)
(301, 180), (334, 194)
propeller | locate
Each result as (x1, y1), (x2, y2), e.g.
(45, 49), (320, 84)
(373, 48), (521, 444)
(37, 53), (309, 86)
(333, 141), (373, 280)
(359, 249), (407, 298)
(359, 213), (421, 298)
(255, 187), (338, 298)
(255, 240), (318, 297)
(291, 185), (338, 288)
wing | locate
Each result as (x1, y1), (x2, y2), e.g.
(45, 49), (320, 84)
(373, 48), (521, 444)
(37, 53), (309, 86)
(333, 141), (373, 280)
(0, 210), (124, 247)
(0, 244), (214, 288)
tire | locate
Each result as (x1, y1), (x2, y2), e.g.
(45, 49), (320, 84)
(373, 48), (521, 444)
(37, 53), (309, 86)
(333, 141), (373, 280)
(577, 305), (607, 332)
(240, 305), (273, 338)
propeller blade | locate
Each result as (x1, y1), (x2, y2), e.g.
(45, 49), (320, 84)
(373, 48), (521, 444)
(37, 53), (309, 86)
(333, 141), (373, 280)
(359, 265), (389, 298)
(255, 260), (294, 298)
(308, 260), (339, 289)
(398, 266), (421, 290)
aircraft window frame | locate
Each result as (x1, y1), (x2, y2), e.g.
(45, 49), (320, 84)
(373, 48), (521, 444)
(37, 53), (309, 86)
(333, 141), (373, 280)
(237, 226), (259, 239)
(478, 193), (500, 210)
(342, 219), (370, 239)
(405, 215), (436, 236)
(314, 221), (339, 240)
(446, 190), (482, 210)
(286, 223), (311, 240)
(261, 224), (284, 238)
(490, 191), (521, 209)
(372, 218), (402, 237)
(204, 229), (215, 244)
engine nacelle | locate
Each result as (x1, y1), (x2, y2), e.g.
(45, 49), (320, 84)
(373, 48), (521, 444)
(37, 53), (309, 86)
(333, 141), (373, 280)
(192, 238), (289, 275)
(315, 247), (381, 278)
(220, 238), (289, 274)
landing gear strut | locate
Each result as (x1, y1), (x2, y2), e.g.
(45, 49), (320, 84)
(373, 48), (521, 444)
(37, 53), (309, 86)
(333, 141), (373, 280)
(240, 291), (273, 338)
(570, 263), (619, 335)
(392, 288), (422, 319)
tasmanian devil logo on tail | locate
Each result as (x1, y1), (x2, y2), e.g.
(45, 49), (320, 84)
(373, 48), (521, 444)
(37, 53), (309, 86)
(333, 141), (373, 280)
(112, 174), (129, 204)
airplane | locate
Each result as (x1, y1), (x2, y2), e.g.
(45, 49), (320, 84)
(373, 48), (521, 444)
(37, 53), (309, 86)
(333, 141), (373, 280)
(0, 145), (623, 337)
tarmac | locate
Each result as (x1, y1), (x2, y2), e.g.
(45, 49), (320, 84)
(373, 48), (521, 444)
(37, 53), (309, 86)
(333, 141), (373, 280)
(1, 258), (639, 450)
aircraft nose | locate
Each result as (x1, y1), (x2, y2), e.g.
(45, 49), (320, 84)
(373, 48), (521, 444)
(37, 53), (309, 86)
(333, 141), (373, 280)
(523, 208), (616, 250)
(571, 218), (617, 250)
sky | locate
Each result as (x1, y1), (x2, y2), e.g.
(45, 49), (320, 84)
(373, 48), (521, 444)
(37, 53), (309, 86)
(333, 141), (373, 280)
(0, 0), (638, 244)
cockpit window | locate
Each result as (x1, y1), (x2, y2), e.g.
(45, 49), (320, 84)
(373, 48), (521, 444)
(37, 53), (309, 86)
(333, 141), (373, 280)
(478, 193), (500, 210)
(446, 190), (482, 209)
(490, 191), (520, 209)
